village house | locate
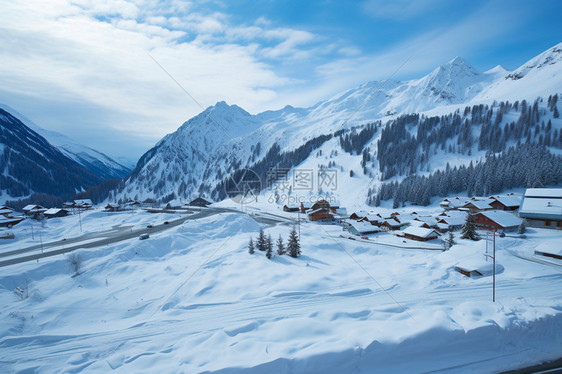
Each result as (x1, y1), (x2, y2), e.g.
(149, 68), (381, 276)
(462, 199), (494, 212)
(283, 204), (300, 212)
(43, 208), (69, 219)
(439, 197), (466, 210)
(74, 199), (93, 210)
(104, 203), (121, 212)
(0, 216), (24, 228)
(489, 195), (521, 211)
(401, 226), (440, 241)
(518, 188), (562, 230)
(349, 211), (370, 221)
(0, 206), (14, 218)
(380, 217), (403, 231)
(347, 221), (381, 236)
(358, 214), (383, 226)
(307, 208), (333, 222)
(22, 204), (47, 218)
(474, 210), (522, 232)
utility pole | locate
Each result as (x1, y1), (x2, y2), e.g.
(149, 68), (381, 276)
(78, 208), (83, 232)
(484, 229), (496, 302)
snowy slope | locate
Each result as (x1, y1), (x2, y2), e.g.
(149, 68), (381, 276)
(0, 104), (131, 180)
(0, 108), (102, 202)
(0, 209), (561, 373)
(119, 42), (562, 205)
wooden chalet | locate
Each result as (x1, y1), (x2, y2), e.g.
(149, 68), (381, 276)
(347, 221), (380, 236)
(474, 211), (521, 232)
(462, 199), (494, 212)
(22, 204), (47, 218)
(74, 199), (93, 209)
(311, 199), (330, 211)
(380, 217), (402, 231)
(0, 206), (14, 218)
(307, 208), (333, 222)
(489, 196), (521, 211)
(0, 216), (24, 228)
(283, 204), (300, 212)
(44, 208), (69, 219)
(349, 211), (369, 221)
(104, 203), (121, 212)
(401, 226), (440, 241)
(518, 188), (562, 230)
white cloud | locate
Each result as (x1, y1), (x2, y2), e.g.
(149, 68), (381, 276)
(0, 0), (317, 158)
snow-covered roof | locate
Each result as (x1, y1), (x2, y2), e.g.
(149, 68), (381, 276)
(491, 196), (521, 208)
(44, 208), (66, 215)
(74, 199), (93, 206)
(350, 211), (369, 218)
(308, 208), (330, 215)
(23, 204), (41, 211)
(402, 226), (439, 238)
(349, 221), (381, 234)
(0, 208), (12, 215)
(524, 188), (562, 198)
(464, 199), (493, 210)
(437, 216), (465, 226)
(441, 211), (468, 220)
(519, 188), (562, 220)
(478, 211), (521, 228)
(105, 203), (120, 208)
(362, 214), (382, 222)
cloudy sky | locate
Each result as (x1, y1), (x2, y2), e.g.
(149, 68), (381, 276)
(1, 0), (561, 160)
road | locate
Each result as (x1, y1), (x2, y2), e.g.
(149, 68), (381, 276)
(0, 207), (236, 267)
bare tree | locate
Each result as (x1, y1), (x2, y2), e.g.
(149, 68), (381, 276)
(68, 253), (82, 277)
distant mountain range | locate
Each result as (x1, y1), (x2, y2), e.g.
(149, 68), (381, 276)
(117, 42), (562, 208)
(0, 106), (132, 205)
(2, 43), (561, 208)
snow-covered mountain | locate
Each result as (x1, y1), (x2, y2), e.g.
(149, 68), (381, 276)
(0, 108), (103, 203)
(119, 42), (562, 206)
(0, 104), (131, 180)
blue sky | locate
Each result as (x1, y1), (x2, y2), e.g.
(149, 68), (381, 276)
(0, 0), (560, 160)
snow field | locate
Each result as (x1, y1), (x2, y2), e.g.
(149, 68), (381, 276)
(0, 211), (561, 373)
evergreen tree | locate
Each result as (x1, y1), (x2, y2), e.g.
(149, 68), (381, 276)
(554, 106), (560, 118)
(257, 228), (266, 251)
(276, 235), (285, 256)
(287, 226), (301, 258)
(248, 237), (255, 255)
(266, 234), (273, 259)
(460, 213), (480, 241)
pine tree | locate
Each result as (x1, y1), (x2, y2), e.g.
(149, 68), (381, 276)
(554, 106), (560, 118)
(287, 226), (301, 258)
(276, 235), (285, 256)
(460, 213), (480, 241)
(266, 235), (273, 259)
(248, 237), (255, 255)
(257, 228), (266, 251)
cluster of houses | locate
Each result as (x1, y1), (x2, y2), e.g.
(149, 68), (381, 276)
(343, 189), (562, 242)
(0, 205), (24, 228)
(283, 199), (346, 222)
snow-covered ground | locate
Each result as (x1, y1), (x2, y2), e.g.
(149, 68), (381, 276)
(1, 207), (561, 373)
